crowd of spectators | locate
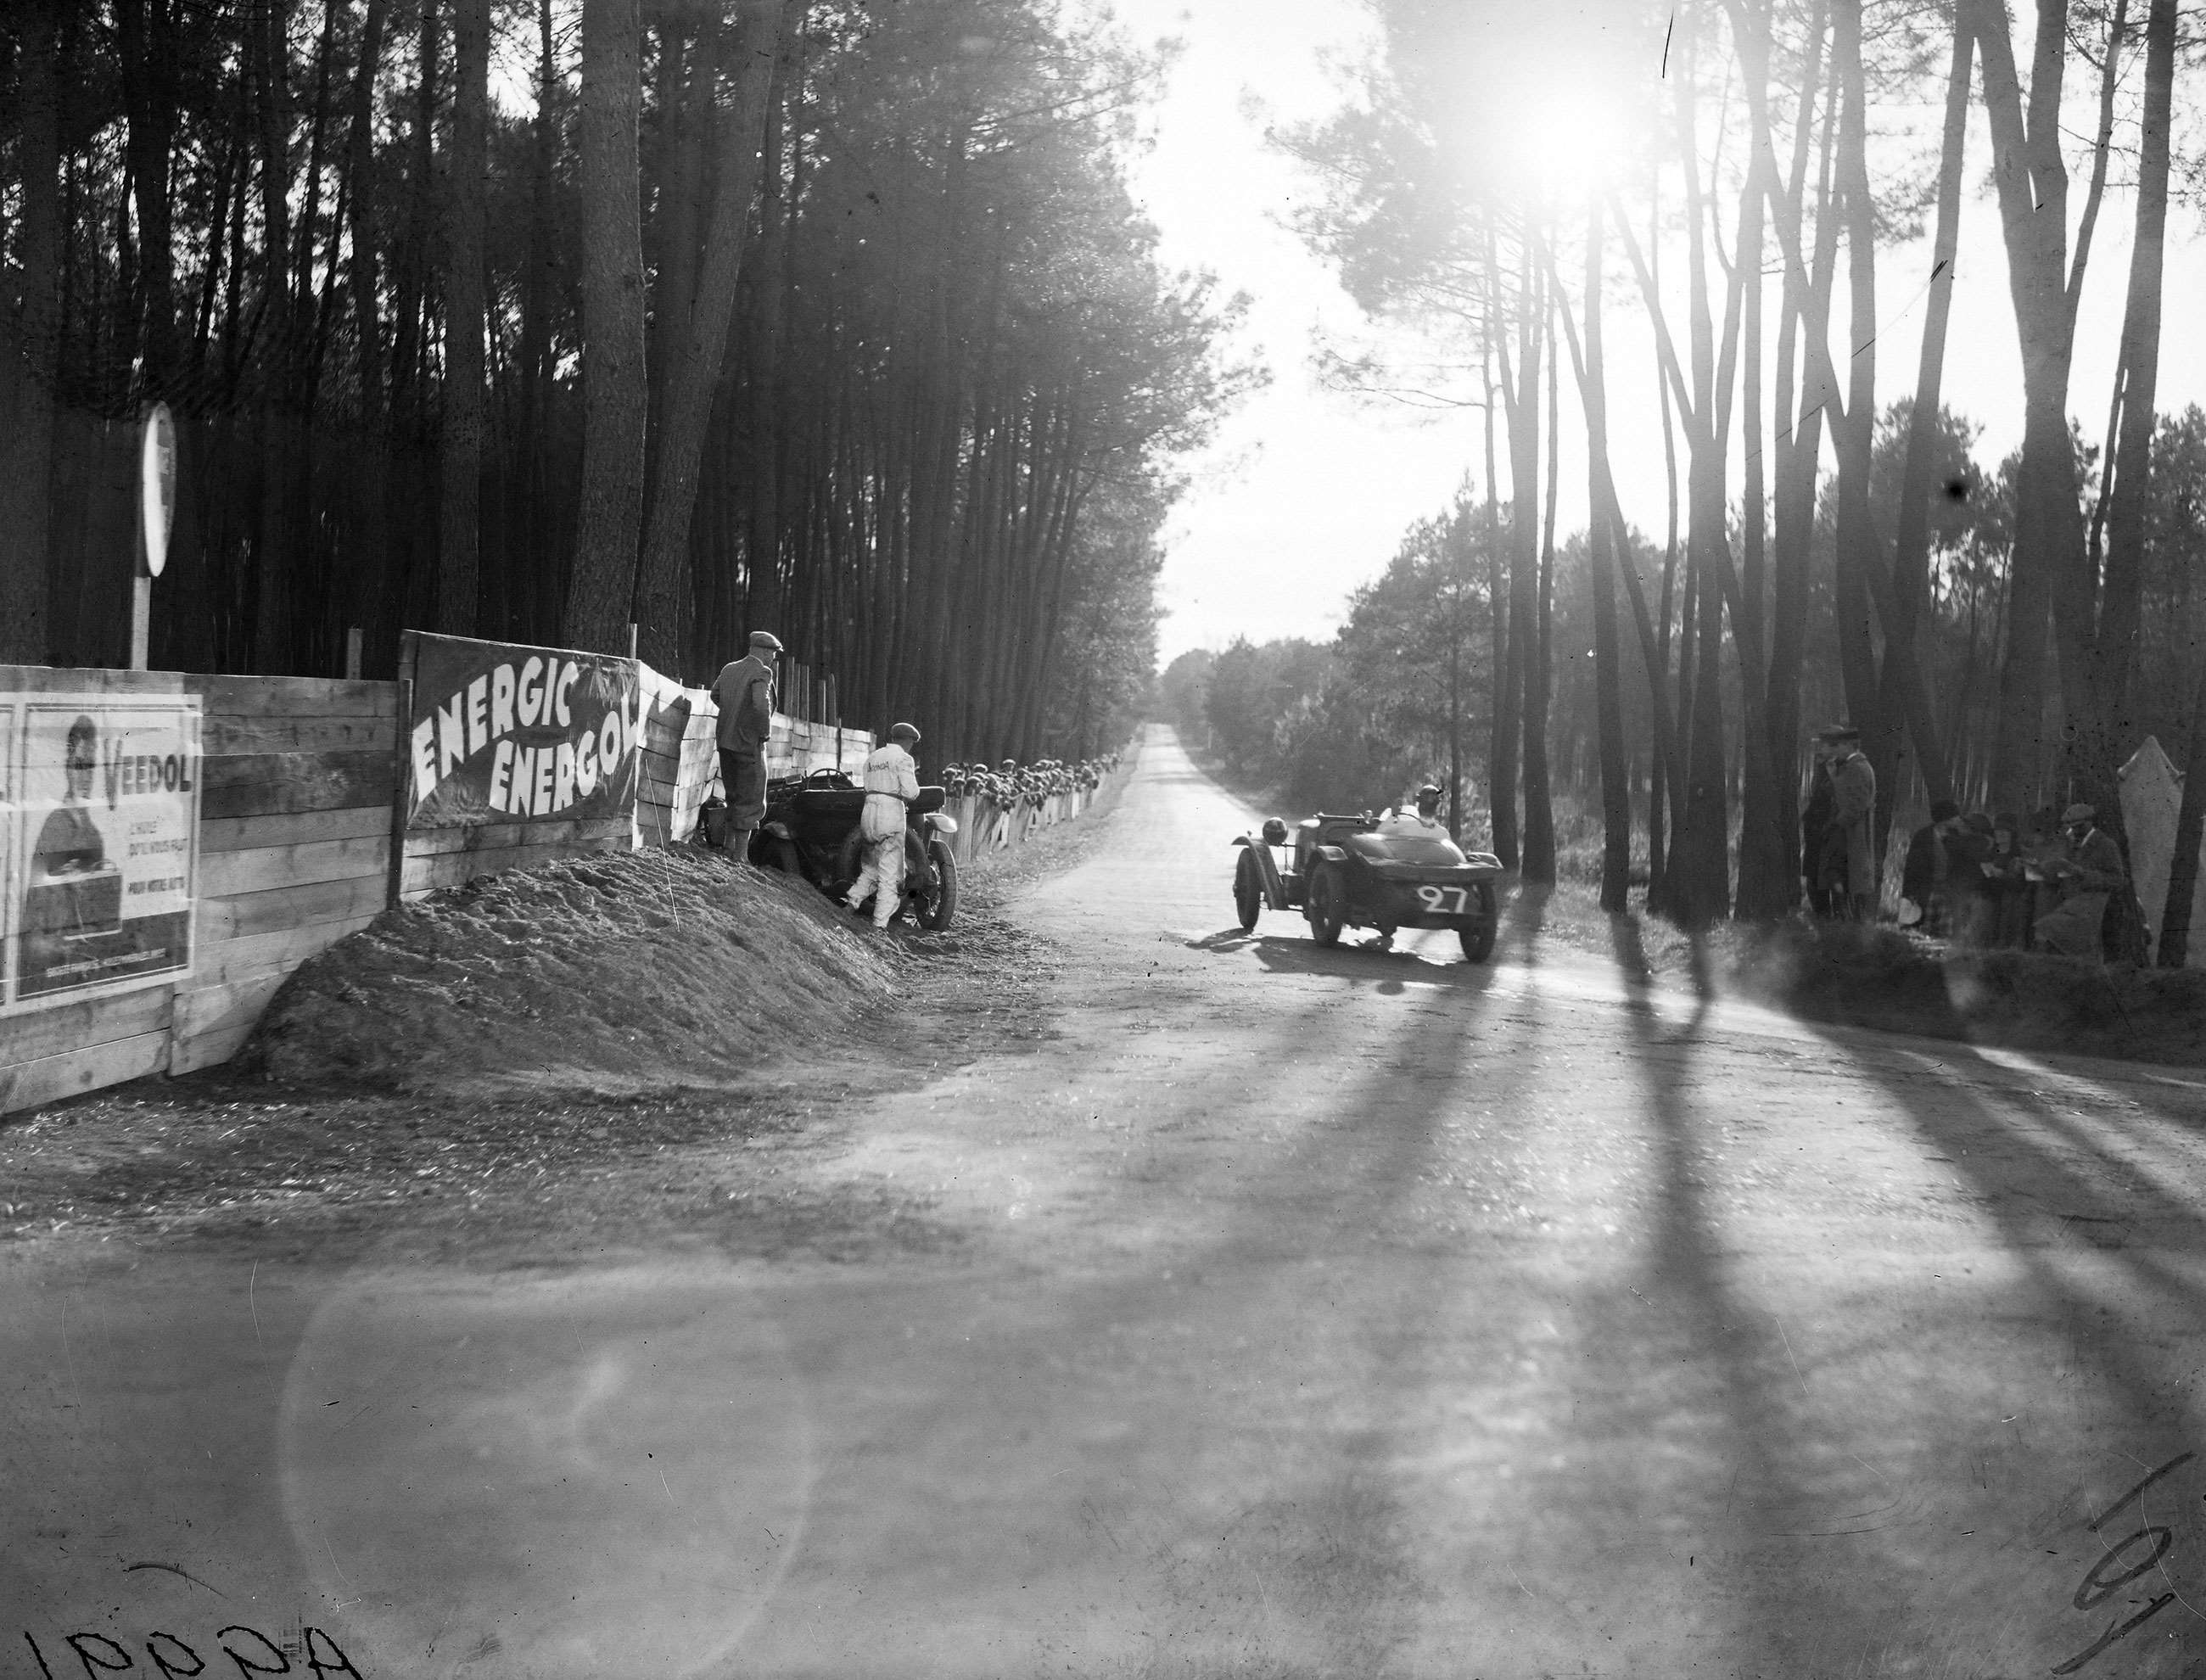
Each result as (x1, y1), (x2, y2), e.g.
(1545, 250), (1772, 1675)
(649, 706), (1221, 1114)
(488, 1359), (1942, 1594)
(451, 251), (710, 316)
(941, 753), (1121, 852)
(1897, 800), (2141, 961)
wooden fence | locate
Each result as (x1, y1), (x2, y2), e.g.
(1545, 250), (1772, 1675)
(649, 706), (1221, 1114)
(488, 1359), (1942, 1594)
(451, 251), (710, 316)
(1, 666), (397, 1112)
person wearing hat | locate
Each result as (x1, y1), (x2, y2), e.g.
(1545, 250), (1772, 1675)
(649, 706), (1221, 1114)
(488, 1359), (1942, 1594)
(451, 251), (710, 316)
(846, 722), (922, 929)
(1813, 725), (1876, 919)
(1381, 783), (1448, 836)
(2032, 803), (2128, 960)
(712, 631), (782, 854)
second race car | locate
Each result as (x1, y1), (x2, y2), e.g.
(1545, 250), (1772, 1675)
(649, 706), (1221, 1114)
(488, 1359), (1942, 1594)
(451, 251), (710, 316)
(1231, 809), (1503, 961)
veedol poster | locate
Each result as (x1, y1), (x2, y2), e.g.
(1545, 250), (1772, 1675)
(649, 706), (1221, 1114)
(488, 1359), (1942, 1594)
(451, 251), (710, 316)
(4, 693), (201, 1011)
(403, 632), (640, 830)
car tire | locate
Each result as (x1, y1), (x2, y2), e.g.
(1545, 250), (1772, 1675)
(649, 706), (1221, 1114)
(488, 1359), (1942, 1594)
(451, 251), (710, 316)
(1458, 922), (1495, 963)
(1307, 865), (1347, 947)
(770, 837), (803, 878)
(917, 838), (959, 931)
(1234, 849), (1263, 932)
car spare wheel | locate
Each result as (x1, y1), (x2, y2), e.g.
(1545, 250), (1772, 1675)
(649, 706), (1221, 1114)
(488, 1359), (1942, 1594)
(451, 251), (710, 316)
(1233, 849), (1263, 932)
(1307, 865), (1347, 947)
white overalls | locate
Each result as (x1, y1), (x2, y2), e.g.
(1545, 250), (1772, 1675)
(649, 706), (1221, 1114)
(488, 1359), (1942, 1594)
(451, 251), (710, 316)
(845, 742), (919, 927)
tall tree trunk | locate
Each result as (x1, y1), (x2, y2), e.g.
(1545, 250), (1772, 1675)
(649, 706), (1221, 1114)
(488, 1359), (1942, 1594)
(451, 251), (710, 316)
(1828, 0), (1884, 833)
(2086, 0), (2175, 816)
(635, 0), (791, 673)
(1649, 182), (1680, 903)
(0, 0), (62, 663)
(2158, 662), (2206, 968)
(1520, 248), (1556, 886)
(1581, 204), (1632, 913)
(252, 0), (297, 673)
(1483, 305), (1516, 867)
(517, 0), (560, 641)
(438, 0), (489, 636)
(1873, 14), (1971, 826)
(564, 0), (649, 655)
(118, 0), (180, 398)
(343, 0), (390, 664)
(1548, 237), (1686, 898)
(1969, 0), (2086, 816)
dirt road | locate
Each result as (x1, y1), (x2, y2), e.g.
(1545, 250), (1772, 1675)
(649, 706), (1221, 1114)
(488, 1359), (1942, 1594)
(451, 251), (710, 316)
(12, 726), (2206, 1678)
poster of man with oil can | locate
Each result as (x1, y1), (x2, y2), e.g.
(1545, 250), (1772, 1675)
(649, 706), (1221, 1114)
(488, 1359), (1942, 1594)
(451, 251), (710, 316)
(4, 694), (202, 1009)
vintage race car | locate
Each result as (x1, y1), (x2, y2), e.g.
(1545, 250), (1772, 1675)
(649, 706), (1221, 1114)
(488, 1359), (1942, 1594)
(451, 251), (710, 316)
(1232, 812), (1503, 961)
(753, 767), (960, 930)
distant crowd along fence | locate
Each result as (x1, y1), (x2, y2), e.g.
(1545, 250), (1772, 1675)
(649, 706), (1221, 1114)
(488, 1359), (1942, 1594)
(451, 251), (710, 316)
(0, 633), (1117, 1115)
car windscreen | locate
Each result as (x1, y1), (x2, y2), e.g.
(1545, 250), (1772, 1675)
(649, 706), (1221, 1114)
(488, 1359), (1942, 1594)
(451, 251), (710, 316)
(1346, 832), (1466, 867)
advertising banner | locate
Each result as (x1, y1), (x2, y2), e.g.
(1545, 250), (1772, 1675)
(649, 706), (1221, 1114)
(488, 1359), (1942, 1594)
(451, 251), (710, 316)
(404, 632), (639, 829)
(4, 693), (201, 1011)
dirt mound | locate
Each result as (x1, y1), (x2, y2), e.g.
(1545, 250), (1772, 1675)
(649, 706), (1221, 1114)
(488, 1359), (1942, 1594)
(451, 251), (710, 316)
(245, 847), (901, 1094)
(1732, 919), (2206, 1067)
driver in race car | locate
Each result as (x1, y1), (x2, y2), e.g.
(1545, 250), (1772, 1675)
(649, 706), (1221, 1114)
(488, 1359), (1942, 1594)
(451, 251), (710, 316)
(1380, 783), (1447, 836)
(1370, 784), (1448, 950)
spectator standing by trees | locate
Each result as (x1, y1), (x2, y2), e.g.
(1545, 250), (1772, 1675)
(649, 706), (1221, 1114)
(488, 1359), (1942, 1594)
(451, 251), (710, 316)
(1819, 727), (1878, 921)
(2035, 804), (2130, 961)
(713, 631), (781, 855)
(1801, 759), (1837, 918)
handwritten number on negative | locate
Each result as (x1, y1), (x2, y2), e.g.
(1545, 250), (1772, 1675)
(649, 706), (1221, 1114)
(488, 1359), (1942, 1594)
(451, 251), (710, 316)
(2051, 1452), (2194, 1674)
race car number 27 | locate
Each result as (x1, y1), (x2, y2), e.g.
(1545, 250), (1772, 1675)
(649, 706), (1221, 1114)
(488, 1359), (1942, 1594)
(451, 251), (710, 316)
(1417, 886), (1469, 916)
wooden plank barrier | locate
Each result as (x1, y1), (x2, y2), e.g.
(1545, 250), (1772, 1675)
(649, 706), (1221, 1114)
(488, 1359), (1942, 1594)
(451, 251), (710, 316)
(1, 666), (399, 1112)
(634, 665), (876, 847)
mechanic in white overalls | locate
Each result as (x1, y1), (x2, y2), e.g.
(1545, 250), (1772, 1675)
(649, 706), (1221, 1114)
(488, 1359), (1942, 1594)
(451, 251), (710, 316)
(845, 721), (922, 929)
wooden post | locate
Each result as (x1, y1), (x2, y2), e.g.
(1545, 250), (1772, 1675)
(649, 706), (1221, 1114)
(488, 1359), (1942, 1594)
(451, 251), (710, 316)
(344, 626), (364, 679)
(128, 575), (152, 670)
(627, 622), (638, 662)
(387, 675), (413, 908)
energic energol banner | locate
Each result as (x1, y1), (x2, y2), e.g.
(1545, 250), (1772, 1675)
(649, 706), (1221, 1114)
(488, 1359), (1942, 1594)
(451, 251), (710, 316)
(403, 632), (638, 829)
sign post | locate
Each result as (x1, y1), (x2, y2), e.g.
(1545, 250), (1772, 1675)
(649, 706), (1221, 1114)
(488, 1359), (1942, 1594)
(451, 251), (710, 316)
(131, 403), (176, 672)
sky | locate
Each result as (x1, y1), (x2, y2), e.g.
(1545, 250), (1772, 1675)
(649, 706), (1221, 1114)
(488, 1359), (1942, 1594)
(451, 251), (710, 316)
(1101, 0), (2206, 669)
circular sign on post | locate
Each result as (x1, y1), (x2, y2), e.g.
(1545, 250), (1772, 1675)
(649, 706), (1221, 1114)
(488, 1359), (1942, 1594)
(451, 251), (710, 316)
(139, 401), (176, 578)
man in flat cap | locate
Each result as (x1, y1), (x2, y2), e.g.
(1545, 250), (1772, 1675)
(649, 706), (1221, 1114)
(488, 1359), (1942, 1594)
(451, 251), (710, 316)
(713, 630), (781, 855)
(2033, 802), (2128, 960)
(1814, 725), (1877, 919)
(846, 721), (923, 929)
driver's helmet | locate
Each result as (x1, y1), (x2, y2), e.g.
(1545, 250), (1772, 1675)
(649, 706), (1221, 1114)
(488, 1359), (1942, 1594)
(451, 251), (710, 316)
(1415, 783), (1443, 811)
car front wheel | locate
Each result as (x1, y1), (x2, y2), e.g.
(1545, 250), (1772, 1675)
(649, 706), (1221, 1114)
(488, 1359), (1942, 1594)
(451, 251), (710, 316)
(1307, 865), (1347, 947)
(1234, 849), (1263, 932)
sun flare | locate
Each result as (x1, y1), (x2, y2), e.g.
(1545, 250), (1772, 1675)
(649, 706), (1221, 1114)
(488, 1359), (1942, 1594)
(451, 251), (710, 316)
(1437, 11), (1650, 204)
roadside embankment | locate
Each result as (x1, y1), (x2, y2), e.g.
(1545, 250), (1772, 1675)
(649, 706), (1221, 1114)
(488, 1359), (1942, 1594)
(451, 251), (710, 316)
(1522, 882), (2205, 1068)
(244, 847), (900, 1095)
(1728, 918), (2206, 1068)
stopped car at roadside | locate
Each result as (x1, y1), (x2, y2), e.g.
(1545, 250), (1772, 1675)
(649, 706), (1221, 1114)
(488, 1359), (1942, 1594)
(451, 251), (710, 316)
(753, 768), (960, 930)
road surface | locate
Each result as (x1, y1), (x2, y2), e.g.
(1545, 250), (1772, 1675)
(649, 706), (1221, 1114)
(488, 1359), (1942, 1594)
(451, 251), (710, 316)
(10, 725), (2206, 1679)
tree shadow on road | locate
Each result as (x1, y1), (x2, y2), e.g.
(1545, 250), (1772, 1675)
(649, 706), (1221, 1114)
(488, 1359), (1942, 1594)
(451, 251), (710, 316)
(1781, 1025), (2206, 1671)
(1584, 964), (1862, 1672)
(1608, 912), (1714, 1040)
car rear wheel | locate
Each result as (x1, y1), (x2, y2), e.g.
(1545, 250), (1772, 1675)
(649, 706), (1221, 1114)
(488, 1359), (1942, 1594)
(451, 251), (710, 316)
(916, 838), (959, 931)
(1307, 865), (1347, 947)
(1457, 921), (1495, 963)
(1233, 849), (1263, 931)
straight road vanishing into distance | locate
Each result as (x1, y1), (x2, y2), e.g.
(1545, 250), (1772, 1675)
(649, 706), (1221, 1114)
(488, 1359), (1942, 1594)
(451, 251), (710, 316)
(10, 727), (2206, 1678)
